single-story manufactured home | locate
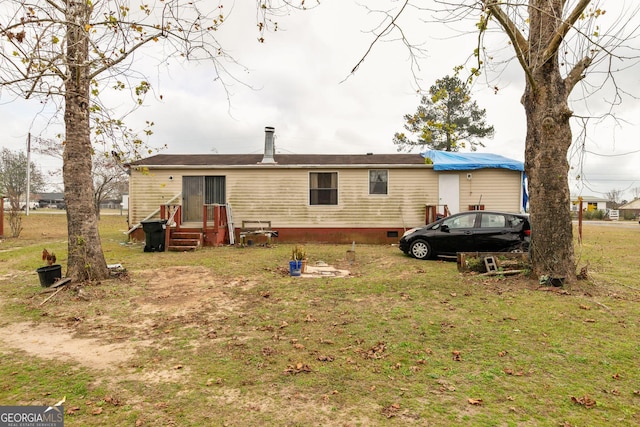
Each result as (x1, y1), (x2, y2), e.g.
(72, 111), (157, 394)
(126, 127), (526, 248)
(618, 199), (640, 219)
(570, 195), (609, 213)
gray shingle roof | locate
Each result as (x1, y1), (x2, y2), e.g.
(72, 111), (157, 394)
(129, 153), (427, 167)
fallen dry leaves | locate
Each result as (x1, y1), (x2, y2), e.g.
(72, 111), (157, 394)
(361, 341), (386, 359)
(284, 362), (312, 375)
(317, 354), (334, 362)
(381, 402), (400, 418)
(571, 395), (596, 408)
(66, 406), (81, 415)
(262, 346), (276, 356)
(103, 395), (122, 406)
(436, 379), (456, 392)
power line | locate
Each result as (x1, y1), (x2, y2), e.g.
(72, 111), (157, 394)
(584, 149), (640, 157)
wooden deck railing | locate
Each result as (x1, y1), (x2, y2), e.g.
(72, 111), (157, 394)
(159, 203), (230, 247)
(160, 204), (182, 250)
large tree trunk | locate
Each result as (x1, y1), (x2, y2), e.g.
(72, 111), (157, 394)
(63, 0), (109, 282)
(522, 1), (576, 283)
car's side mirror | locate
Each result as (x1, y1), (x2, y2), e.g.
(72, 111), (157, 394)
(440, 224), (450, 232)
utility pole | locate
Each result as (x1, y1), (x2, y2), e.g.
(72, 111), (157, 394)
(26, 133), (31, 215)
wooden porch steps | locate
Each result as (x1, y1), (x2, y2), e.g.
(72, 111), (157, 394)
(167, 230), (203, 252)
(157, 203), (231, 249)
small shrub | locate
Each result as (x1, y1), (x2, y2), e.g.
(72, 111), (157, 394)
(291, 245), (307, 261)
(583, 209), (605, 220)
(8, 210), (22, 237)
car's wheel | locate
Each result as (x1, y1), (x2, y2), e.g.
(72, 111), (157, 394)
(509, 243), (527, 252)
(409, 239), (431, 260)
(508, 243), (527, 253)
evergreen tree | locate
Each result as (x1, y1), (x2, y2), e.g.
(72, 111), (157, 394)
(393, 75), (494, 152)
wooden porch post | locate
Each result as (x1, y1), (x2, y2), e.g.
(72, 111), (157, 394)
(213, 205), (220, 235)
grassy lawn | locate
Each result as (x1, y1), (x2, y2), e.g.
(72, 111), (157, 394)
(0, 213), (638, 426)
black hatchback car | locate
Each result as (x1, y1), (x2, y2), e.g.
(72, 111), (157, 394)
(399, 211), (530, 260)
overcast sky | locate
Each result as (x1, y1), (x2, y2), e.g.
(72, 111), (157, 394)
(2, 1), (640, 201)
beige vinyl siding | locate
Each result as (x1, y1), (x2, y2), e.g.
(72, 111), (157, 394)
(128, 169), (183, 226)
(129, 166), (438, 229)
(458, 169), (523, 212)
(226, 167), (437, 228)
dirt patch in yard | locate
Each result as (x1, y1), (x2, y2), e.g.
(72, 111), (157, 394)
(132, 266), (253, 316)
(0, 321), (134, 370)
(0, 266), (255, 375)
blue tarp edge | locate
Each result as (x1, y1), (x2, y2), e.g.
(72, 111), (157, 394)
(421, 150), (524, 172)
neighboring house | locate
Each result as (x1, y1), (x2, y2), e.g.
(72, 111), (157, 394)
(100, 198), (123, 209)
(37, 192), (65, 208)
(126, 127), (526, 246)
(570, 195), (608, 213)
(618, 199), (640, 219)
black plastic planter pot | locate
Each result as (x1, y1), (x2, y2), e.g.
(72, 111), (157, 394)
(36, 264), (62, 287)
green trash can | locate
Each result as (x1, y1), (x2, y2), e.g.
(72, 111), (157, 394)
(141, 220), (167, 252)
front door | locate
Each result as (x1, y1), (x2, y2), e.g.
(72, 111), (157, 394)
(182, 176), (226, 222)
(438, 174), (460, 215)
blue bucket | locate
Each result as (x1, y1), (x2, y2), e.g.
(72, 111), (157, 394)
(289, 260), (302, 277)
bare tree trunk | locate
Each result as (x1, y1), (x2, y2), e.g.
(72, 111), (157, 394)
(63, 0), (108, 282)
(522, 0), (576, 283)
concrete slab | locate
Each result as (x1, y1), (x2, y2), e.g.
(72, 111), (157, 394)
(300, 261), (350, 278)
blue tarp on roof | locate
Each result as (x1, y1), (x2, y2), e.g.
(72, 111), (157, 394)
(421, 150), (524, 172)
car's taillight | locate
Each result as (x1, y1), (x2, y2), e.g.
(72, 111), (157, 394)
(524, 229), (531, 236)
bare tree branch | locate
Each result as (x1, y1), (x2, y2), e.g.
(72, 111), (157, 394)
(349, 0), (411, 76)
(484, 0), (534, 88)
(565, 56), (592, 93)
(542, 0), (591, 65)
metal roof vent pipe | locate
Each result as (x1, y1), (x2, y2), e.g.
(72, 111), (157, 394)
(262, 126), (276, 164)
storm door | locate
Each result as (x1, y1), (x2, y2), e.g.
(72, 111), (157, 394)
(182, 176), (226, 222)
